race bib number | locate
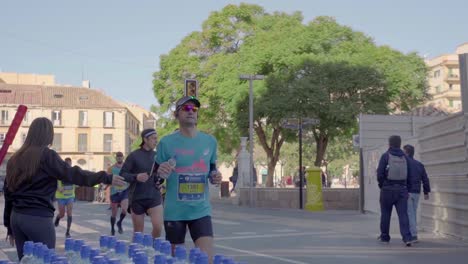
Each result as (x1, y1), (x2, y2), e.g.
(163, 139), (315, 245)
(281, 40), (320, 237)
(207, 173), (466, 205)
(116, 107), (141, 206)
(113, 181), (128, 192)
(62, 184), (74, 196)
(177, 174), (205, 201)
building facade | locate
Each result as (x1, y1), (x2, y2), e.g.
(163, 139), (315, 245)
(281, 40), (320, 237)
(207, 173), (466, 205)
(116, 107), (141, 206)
(0, 82), (145, 175)
(425, 43), (468, 112)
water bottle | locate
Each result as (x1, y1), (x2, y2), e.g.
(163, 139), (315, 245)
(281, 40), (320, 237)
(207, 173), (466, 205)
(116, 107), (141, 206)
(132, 233), (144, 246)
(42, 245), (51, 264)
(80, 245), (91, 264)
(152, 239), (163, 255)
(139, 235), (153, 261)
(212, 255), (224, 264)
(133, 252), (148, 264)
(130, 250), (145, 263)
(194, 252), (208, 264)
(107, 259), (120, 264)
(71, 240), (85, 264)
(173, 246), (187, 264)
(20, 241), (35, 264)
(165, 258), (174, 264)
(153, 255), (165, 264)
(221, 259), (234, 264)
(114, 241), (131, 264)
(159, 242), (171, 258)
(33, 243), (45, 264)
(56, 256), (69, 264)
(0, 260), (10, 264)
(127, 244), (138, 261)
(64, 239), (75, 261)
(188, 249), (200, 264)
(91, 256), (105, 264)
(89, 249), (100, 263)
(106, 237), (117, 258)
(99, 236), (109, 254)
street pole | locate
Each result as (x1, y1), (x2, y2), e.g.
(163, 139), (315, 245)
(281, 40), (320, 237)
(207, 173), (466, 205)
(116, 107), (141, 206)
(240, 74), (264, 207)
(299, 117), (303, 209)
(248, 77), (254, 207)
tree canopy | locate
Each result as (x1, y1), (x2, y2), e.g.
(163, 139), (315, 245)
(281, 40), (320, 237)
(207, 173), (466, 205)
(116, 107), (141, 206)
(152, 4), (428, 186)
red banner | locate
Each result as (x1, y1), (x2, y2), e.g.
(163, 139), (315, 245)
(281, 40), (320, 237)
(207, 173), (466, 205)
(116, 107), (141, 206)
(0, 105), (28, 166)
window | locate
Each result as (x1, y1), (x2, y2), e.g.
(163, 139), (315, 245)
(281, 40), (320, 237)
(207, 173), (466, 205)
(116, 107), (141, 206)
(449, 84), (453, 90)
(103, 112), (114, 128)
(51, 110), (62, 126)
(0, 133), (5, 147)
(78, 133), (88, 152)
(21, 133), (27, 144)
(433, 70), (441, 78)
(435, 85), (441, 93)
(103, 134), (113, 152)
(449, 100), (454, 107)
(51, 133), (62, 151)
(23, 111), (30, 124)
(79, 111), (88, 127)
(1, 110), (8, 125)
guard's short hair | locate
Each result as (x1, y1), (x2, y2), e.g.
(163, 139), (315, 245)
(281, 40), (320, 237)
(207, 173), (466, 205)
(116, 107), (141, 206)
(389, 135), (401, 148)
(403, 144), (415, 158)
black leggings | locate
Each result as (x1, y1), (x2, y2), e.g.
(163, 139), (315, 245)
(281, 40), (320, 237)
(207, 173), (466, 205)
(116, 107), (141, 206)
(11, 211), (55, 259)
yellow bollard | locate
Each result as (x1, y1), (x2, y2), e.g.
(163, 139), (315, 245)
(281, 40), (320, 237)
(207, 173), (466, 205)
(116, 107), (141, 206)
(305, 168), (324, 211)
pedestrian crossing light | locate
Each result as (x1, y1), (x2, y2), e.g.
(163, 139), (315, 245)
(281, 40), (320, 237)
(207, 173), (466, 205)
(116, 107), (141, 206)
(185, 79), (198, 97)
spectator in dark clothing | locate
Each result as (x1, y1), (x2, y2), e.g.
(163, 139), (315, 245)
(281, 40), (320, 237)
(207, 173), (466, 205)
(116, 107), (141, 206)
(229, 163), (238, 193)
(377, 135), (412, 246)
(3, 118), (125, 259)
(403, 144), (431, 243)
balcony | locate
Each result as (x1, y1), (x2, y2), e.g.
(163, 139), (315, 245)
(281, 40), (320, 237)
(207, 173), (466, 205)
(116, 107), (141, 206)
(445, 74), (460, 83)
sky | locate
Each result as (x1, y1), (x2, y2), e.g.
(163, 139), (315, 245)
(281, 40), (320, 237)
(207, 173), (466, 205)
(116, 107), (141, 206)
(1, 0), (467, 109)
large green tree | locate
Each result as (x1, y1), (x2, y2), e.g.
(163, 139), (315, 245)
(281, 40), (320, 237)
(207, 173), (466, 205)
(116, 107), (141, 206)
(152, 4), (428, 187)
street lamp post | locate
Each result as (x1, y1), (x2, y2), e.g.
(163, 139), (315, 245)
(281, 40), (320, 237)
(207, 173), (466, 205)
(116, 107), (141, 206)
(239, 74), (264, 207)
(281, 117), (319, 209)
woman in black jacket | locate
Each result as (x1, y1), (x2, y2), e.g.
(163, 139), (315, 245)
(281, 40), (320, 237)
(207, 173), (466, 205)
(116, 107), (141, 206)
(3, 117), (125, 259)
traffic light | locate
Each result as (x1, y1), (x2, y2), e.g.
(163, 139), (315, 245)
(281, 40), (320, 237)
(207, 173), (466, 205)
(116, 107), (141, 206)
(185, 79), (198, 97)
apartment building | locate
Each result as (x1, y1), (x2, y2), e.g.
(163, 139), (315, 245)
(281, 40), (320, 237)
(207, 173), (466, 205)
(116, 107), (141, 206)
(0, 82), (143, 174)
(425, 43), (468, 112)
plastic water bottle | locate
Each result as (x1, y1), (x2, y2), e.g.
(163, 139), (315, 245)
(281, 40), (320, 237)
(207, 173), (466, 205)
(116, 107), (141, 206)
(133, 252), (148, 264)
(89, 249), (100, 263)
(221, 259), (234, 264)
(79, 245), (91, 264)
(212, 255), (224, 264)
(33, 243), (45, 264)
(71, 240), (85, 264)
(106, 237), (117, 259)
(42, 245), (51, 264)
(127, 244), (138, 261)
(159, 242), (171, 258)
(64, 239), (75, 261)
(99, 236), (109, 254)
(20, 241), (35, 264)
(153, 255), (166, 264)
(152, 239), (163, 255)
(194, 252), (208, 264)
(132, 233), (144, 246)
(165, 258), (174, 264)
(188, 249), (200, 264)
(114, 241), (131, 264)
(91, 256), (105, 264)
(173, 246), (187, 264)
(107, 259), (120, 264)
(141, 236), (155, 262)
(56, 256), (69, 264)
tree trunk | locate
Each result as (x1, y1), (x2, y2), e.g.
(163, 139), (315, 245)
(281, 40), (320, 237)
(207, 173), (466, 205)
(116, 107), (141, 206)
(255, 121), (285, 187)
(314, 131), (329, 167)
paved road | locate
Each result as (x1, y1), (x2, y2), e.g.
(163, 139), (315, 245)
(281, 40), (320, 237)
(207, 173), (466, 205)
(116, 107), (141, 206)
(1, 199), (467, 263)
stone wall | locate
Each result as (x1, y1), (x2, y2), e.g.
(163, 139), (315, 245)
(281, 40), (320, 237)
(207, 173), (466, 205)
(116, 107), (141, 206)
(238, 187), (359, 210)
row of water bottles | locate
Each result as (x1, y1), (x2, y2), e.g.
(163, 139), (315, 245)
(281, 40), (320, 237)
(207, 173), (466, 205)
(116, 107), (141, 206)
(13, 232), (245, 264)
